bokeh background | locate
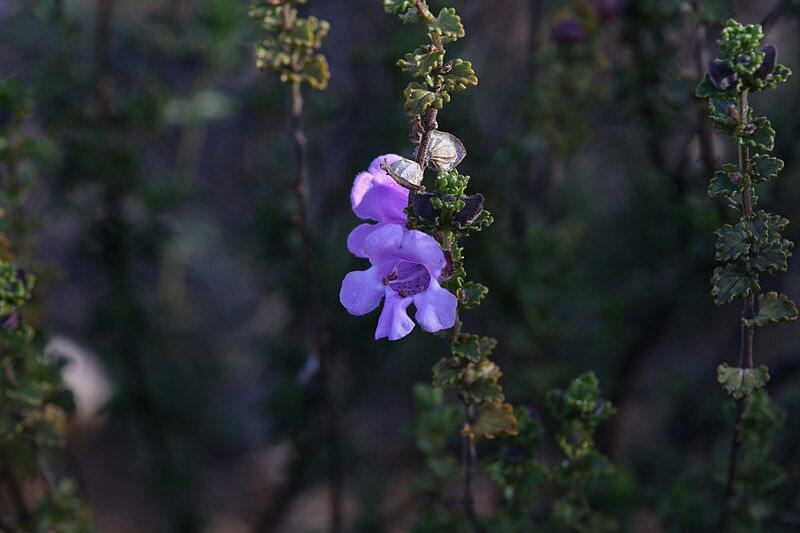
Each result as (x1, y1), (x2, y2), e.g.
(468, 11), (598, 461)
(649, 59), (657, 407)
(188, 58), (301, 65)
(1, 0), (800, 531)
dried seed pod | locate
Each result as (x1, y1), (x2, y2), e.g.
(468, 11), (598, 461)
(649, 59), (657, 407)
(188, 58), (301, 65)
(382, 157), (425, 191)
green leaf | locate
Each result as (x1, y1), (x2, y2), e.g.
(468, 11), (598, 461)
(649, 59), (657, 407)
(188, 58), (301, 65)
(397, 47), (444, 77)
(741, 116), (775, 151)
(432, 357), (462, 388)
(750, 154), (783, 183)
(459, 281), (488, 310)
(290, 54), (330, 90)
(287, 16), (329, 49)
(708, 165), (739, 199)
(750, 239), (791, 274)
(708, 97), (737, 135)
(462, 401), (518, 440)
(711, 264), (759, 305)
(742, 211), (768, 243)
(255, 38), (292, 71)
(696, 74), (726, 98)
(452, 334), (482, 362)
(744, 292), (798, 327)
(430, 7), (464, 44)
(440, 59), (478, 92)
(403, 82), (449, 117)
(383, 0), (416, 15)
(714, 223), (750, 261)
(717, 363), (769, 399)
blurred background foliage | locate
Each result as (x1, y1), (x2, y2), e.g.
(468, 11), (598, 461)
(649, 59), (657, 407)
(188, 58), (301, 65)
(1, 0), (800, 531)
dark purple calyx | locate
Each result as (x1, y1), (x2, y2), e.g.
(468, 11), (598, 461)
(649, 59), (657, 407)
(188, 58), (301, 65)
(755, 45), (777, 80)
(551, 18), (588, 46)
(383, 261), (431, 298)
(454, 194), (484, 227)
(409, 191), (437, 224)
(707, 59), (738, 90)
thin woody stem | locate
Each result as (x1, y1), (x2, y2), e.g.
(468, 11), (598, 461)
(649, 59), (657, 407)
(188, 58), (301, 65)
(289, 74), (343, 533)
(722, 89), (758, 528)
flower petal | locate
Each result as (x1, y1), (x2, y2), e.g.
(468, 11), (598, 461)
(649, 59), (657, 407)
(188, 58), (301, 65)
(347, 222), (379, 258)
(375, 292), (415, 340)
(397, 230), (446, 276)
(340, 266), (386, 316)
(368, 153), (402, 175)
(413, 279), (457, 333)
(351, 155), (408, 223)
(363, 224), (404, 264)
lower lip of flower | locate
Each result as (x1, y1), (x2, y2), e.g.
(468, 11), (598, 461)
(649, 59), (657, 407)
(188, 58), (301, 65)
(382, 261), (431, 298)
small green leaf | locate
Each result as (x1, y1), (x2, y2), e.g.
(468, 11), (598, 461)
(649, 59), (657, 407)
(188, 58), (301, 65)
(750, 154), (783, 183)
(432, 357), (462, 388)
(711, 264), (759, 305)
(744, 292), (798, 327)
(708, 165), (739, 199)
(741, 116), (775, 151)
(714, 223), (750, 261)
(440, 59), (478, 92)
(750, 240), (791, 274)
(696, 74), (726, 98)
(452, 334), (482, 362)
(290, 54), (330, 90)
(717, 363), (769, 399)
(287, 16), (329, 49)
(742, 211), (768, 243)
(383, 0), (416, 15)
(397, 47), (444, 77)
(403, 82), (449, 117)
(459, 281), (488, 310)
(462, 401), (518, 440)
(430, 7), (464, 44)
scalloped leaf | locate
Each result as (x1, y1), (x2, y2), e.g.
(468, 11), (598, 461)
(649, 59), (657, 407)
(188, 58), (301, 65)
(715, 223), (750, 261)
(744, 292), (798, 327)
(459, 281), (488, 310)
(462, 401), (518, 441)
(711, 264), (759, 305)
(717, 363), (769, 399)
(289, 54), (330, 90)
(708, 164), (739, 199)
(403, 82), (449, 117)
(696, 73), (728, 98)
(397, 47), (444, 77)
(430, 7), (464, 43)
(750, 154), (783, 183)
(740, 116), (775, 151)
(440, 59), (478, 92)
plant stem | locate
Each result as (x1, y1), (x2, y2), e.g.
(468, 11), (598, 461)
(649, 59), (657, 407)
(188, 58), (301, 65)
(461, 402), (482, 532)
(288, 79), (343, 533)
(722, 89), (759, 528)
(0, 451), (29, 525)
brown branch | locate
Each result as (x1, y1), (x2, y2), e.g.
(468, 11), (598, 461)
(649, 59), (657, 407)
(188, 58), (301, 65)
(288, 77), (343, 533)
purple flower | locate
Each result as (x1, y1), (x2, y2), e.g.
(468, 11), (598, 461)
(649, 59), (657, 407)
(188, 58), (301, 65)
(347, 154), (409, 258)
(340, 224), (457, 341)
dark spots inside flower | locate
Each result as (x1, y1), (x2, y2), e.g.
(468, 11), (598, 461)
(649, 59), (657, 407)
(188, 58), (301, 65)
(755, 44), (777, 80)
(707, 59), (738, 90)
(386, 261), (431, 297)
(454, 193), (484, 227)
(551, 18), (587, 46)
